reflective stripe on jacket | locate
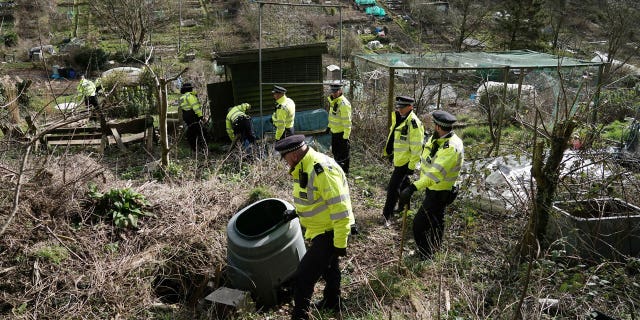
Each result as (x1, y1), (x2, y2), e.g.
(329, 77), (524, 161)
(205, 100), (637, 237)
(272, 95), (295, 140)
(327, 95), (352, 139)
(225, 103), (250, 141)
(292, 148), (354, 249)
(383, 111), (424, 170)
(414, 132), (464, 191)
(179, 92), (202, 117)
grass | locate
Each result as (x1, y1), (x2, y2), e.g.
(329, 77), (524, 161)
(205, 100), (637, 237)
(34, 245), (69, 265)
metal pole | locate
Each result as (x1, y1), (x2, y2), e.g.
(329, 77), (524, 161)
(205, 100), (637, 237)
(339, 6), (343, 82)
(259, 3), (264, 138)
(178, 0), (182, 53)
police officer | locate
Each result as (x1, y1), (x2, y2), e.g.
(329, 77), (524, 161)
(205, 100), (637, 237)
(276, 135), (355, 320)
(77, 74), (98, 110)
(179, 83), (205, 151)
(272, 85), (296, 141)
(382, 96), (425, 226)
(327, 83), (352, 175)
(226, 103), (256, 153)
(399, 110), (464, 259)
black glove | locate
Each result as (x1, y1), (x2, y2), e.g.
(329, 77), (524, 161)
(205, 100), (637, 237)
(399, 184), (417, 204)
(325, 127), (331, 134)
(334, 247), (347, 257)
(407, 169), (414, 176)
(283, 209), (297, 221)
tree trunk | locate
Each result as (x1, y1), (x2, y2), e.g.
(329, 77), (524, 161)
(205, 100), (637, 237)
(157, 79), (170, 167)
(73, 0), (79, 38)
(517, 121), (576, 261)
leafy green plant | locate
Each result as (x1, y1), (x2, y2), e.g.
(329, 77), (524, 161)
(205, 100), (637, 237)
(2, 31), (18, 47)
(88, 185), (153, 228)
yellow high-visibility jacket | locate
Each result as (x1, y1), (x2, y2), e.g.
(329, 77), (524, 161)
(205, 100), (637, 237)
(291, 148), (354, 249)
(413, 132), (464, 191)
(226, 103), (250, 141)
(272, 95), (295, 140)
(327, 95), (352, 139)
(383, 111), (424, 170)
(179, 92), (202, 117)
(76, 78), (96, 100)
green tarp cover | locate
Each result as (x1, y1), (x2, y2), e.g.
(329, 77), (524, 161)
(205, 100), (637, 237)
(365, 6), (386, 16)
(354, 50), (604, 70)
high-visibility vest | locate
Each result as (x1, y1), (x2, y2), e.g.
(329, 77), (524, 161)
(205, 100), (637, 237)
(291, 148), (354, 249)
(179, 92), (202, 117)
(225, 103), (250, 141)
(77, 79), (96, 98)
(414, 132), (464, 191)
(383, 111), (424, 170)
(272, 95), (295, 140)
(327, 95), (353, 139)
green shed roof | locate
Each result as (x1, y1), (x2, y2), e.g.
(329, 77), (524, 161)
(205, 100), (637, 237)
(354, 50), (604, 70)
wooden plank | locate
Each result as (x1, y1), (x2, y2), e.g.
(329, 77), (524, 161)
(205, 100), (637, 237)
(120, 132), (146, 143)
(45, 132), (103, 141)
(47, 127), (102, 134)
(108, 117), (153, 134)
(110, 127), (127, 151)
(47, 139), (104, 146)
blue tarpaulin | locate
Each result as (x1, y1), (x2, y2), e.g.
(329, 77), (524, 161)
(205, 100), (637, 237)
(252, 109), (331, 151)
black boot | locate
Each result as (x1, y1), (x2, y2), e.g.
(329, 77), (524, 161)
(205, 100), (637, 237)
(313, 297), (340, 311)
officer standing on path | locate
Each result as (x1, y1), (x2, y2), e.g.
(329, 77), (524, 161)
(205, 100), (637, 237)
(272, 85), (296, 141)
(226, 103), (256, 154)
(327, 83), (352, 175)
(76, 74), (98, 110)
(275, 135), (355, 320)
(398, 110), (464, 259)
(179, 83), (205, 152)
(381, 96), (425, 226)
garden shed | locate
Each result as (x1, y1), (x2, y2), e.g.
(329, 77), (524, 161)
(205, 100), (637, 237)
(353, 50), (606, 126)
(208, 43), (328, 141)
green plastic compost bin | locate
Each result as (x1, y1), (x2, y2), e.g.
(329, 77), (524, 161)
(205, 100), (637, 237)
(226, 198), (306, 306)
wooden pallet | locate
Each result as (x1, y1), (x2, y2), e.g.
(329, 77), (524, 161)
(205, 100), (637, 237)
(44, 116), (154, 151)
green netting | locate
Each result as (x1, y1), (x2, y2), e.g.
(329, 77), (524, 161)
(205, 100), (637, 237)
(354, 50), (603, 70)
(355, 0), (376, 5)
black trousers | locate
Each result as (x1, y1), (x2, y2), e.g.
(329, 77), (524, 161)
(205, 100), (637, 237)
(183, 110), (205, 151)
(232, 116), (256, 144)
(413, 189), (451, 259)
(382, 164), (412, 219)
(331, 133), (350, 175)
(292, 232), (340, 320)
(84, 96), (98, 109)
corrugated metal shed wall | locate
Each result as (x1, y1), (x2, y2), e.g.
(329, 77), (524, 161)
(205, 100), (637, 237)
(230, 56), (324, 117)
(213, 43), (329, 117)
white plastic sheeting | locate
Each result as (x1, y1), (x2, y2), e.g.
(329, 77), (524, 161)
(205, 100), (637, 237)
(101, 67), (143, 84)
(464, 151), (612, 212)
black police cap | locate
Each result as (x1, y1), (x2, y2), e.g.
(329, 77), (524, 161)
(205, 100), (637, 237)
(330, 84), (343, 92)
(395, 95), (415, 107)
(431, 110), (457, 128)
(272, 85), (287, 94)
(275, 134), (306, 156)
